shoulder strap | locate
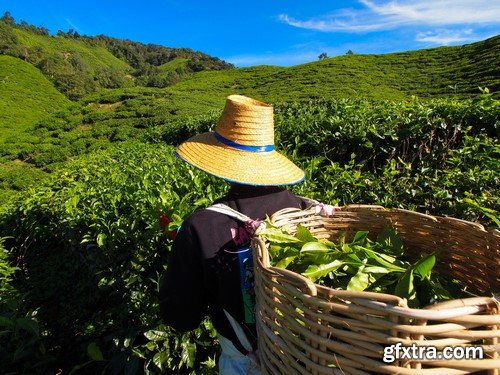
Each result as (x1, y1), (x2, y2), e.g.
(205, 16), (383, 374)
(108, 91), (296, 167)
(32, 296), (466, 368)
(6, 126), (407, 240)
(205, 203), (258, 354)
(206, 203), (266, 236)
(205, 203), (252, 222)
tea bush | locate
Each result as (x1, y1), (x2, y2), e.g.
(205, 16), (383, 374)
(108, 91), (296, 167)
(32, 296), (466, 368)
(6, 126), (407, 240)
(0, 237), (48, 374)
(1, 141), (225, 374)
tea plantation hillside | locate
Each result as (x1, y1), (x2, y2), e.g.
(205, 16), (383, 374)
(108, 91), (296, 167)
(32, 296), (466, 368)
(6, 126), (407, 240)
(82, 35), (499, 124)
(1, 35), (499, 206)
(0, 55), (70, 139)
(0, 15), (234, 99)
(166, 35), (500, 103)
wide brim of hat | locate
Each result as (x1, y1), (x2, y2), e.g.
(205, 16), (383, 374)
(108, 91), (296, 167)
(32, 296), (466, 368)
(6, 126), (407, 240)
(175, 132), (305, 186)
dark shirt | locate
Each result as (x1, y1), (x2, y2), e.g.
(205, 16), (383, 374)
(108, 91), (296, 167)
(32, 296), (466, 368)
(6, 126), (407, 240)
(159, 185), (307, 354)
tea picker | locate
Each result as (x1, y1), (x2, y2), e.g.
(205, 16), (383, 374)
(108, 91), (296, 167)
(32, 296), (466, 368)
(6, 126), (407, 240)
(158, 94), (334, 374)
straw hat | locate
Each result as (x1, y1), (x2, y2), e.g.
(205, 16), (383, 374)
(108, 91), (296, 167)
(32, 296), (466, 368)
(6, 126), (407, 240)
(175, 95), (305, 186)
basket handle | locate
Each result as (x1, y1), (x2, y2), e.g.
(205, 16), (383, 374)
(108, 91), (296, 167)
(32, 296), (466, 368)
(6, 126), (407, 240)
(253, 237), (270, 268)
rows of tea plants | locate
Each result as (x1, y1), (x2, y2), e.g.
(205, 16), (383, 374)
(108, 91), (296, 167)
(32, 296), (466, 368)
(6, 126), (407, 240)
(0, 95), (498, 374)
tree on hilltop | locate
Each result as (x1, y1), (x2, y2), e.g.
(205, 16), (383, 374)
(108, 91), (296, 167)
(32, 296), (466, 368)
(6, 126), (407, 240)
(1, 12), (15, 26)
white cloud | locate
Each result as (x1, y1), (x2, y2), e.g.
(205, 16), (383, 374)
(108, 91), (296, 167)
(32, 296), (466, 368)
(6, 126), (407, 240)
(361, 0), (500, 25)
(415, 29), (476, 45)
(224, 51), (319, 67)
(278, 14), (388, 33)
(279, 0), (500, 33)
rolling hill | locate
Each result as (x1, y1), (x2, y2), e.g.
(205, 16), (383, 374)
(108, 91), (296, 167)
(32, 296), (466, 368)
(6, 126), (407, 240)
(0, 13), (498, 206)
(0, 55), (70, 140)
(166, 35), (500, 105)
(78, 35), (499, 126)
(0, 17), (234, 99)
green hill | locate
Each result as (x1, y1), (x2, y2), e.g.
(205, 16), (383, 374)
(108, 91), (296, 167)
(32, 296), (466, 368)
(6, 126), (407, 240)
(0, 16), (234, 99)
(1, 21), (134, 99)
(2, 14), (498, 106)
(68, 35), (497, 140)
(1, 35), (497, 173)
(0, 55), (70, 204)
(0, 55), (70, 140)
(166, 35), (500, 105)
(81, 35), (499, 126)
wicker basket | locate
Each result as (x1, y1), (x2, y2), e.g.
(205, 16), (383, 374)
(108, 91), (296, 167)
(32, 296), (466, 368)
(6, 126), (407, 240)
(252, 205), (500, 375)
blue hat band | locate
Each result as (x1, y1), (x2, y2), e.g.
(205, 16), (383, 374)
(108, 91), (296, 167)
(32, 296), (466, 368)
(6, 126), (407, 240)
(214, 132), (274, 152)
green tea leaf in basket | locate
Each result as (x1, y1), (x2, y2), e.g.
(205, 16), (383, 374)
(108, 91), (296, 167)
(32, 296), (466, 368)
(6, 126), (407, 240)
(300, 241), (330, 253)
(362, 247), (406, 272)
(352, 231), (369, 244)
(347, 267), (370, 291)
(395, 269), (415, 301)
(260, 227), (302, 243)
(295, 224), (316, 242)
(269, 244), (299, 259)
(301, 251), (343, 269)
(363, 266), (390, 274)
(412, 252), (436, 279)
(427, 278), (456, 301)
(376, 225), (404, 256)
(276, 256), (297, 269)
(302, 260), (343, 282)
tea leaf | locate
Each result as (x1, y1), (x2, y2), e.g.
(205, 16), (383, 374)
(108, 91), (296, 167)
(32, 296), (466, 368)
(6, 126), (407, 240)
(300, 242), (330, 253)
(395, 270), (415, 301)
(295, 225), (316, 242)
(376, 226), (403, 256)
(276, 256), (297, 269)
(413, 253), (436, 279)
(347, 268), (370, 291)
(302, 260), (343, 282)
(259, 228), (301, 244)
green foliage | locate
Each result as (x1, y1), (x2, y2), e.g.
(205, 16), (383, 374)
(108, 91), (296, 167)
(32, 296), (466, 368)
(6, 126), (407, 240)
(275, 94), (499, 170)
(4, 23), (133, 99)
(94, 34), (233, 72)
(0, 93), (498, 372)
(291, 133), (499, 227)
(166, 35), (499, 103)
(1, 141), (226, 373)
(2, 94), (498, 224)
(0, 161), (49, 207)
(0, 238), (16, 296)
(0, 238), (50, 374)
(0, 55), (70, 143)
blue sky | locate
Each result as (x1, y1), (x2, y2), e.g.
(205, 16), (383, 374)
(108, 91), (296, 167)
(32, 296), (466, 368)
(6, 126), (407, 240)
(1, 1), (499, 67)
